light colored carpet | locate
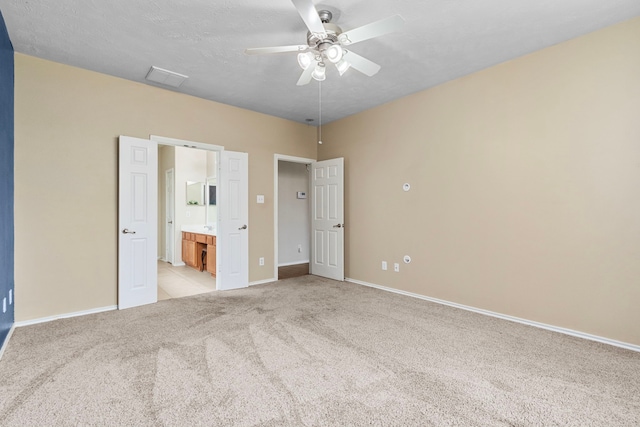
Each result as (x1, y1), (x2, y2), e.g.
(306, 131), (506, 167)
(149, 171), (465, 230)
(0, 276), (638, 426)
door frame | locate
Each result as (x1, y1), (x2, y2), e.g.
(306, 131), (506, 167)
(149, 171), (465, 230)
(151, 135), (224, 282)
(273, 154), (315, 281)
(164, 168), (175, 264)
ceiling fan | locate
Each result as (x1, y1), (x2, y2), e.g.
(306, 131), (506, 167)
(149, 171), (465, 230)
(244, 0), (404, 86)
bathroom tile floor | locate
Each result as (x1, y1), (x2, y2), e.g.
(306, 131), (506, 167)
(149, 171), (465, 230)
(157, 260), (217, 301)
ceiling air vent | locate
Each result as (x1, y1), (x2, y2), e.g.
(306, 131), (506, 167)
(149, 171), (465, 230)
(145, 66), (188, 88)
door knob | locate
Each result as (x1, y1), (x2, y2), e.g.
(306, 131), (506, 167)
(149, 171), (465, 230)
(168, 220), (173, 224)
(122, 228), (136, 234)
(238, 224), (248, 230)
(333, 224), (344, 228)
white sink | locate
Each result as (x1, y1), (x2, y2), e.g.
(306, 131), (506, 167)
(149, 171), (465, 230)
(181, 225), (216, 236)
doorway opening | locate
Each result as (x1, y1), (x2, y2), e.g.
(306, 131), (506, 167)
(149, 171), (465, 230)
(156, 139), (220, 301)
(274, 155), (315, 280)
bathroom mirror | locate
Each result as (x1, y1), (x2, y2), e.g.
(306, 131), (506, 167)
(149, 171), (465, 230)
(186, 181), (205, 206)
(206, 177), (217, 225)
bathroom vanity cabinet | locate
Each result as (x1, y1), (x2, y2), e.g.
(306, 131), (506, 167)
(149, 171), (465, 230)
(181, 232), (216, 277)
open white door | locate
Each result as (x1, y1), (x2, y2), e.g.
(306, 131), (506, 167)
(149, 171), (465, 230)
(118, 136), (158, 309)
(217, 150), (249, 290)
(311, 158), (344, 281)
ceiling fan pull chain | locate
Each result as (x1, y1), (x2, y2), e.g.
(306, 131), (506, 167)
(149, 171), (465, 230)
(318, 80), (323, 145)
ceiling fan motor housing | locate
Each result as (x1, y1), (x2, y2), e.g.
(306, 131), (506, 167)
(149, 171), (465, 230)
(306, 10), (342, 52)
(307, 22), (342, 51)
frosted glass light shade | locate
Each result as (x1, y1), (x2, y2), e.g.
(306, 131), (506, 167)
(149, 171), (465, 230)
(297, 52), (314, 70)
(312, 62), (326, 81)
(326, 44), (344, 63)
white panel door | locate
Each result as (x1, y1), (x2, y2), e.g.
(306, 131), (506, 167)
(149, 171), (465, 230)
(311, 158), (344, 281)
(118, 136), (158, 309)
(217, 150), (249, 290)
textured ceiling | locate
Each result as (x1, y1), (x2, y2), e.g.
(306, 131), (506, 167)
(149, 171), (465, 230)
(1, 0), (639, 124)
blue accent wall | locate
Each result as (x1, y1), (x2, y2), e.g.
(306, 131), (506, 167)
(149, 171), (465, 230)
(0, 9), (15, 347)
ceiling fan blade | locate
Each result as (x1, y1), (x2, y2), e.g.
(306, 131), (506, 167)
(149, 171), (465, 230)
(245, 45), (309, 55)
(343, 51), (381, 77)
(338, 15), (404, 45)
(291, 0), (327, 37)
(296, 61), (317, 86)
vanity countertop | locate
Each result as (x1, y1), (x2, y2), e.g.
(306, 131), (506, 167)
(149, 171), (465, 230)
(181, 225), (216, 236)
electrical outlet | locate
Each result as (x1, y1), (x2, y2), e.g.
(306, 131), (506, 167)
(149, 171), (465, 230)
(259, 257), (264, 266)
(382, 261), (387, 271)
(394, 263), (400, 272)
(186, 211), (191, 218)
(298, 244), (302, 253)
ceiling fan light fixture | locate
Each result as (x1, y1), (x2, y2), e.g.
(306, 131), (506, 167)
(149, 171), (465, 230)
(297, 51), (314, 70)
(325, 44), (344, 63)
(312, 62), (326, 81)
(336, 59), (351, 76)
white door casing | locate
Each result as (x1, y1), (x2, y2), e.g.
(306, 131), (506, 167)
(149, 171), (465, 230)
(165, 168), (174, 264)
(118, 136), (158, 309)
(273, 154), (315, 281)
(217, 150), (249, 290)
(311, 158), (345, 281)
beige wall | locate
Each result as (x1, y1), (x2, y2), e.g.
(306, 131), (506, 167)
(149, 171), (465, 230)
(14, 54), (316, 321)
(319, 17), (640, 345)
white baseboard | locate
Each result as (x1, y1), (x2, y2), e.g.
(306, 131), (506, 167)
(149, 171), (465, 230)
(249, 278), (277, 286)
(172, 261), (186, 267)
(14, 305), (118, 328)
(346, 277), (640, 353)
(278, 260), (310, 267)
(0, 324), (15, 361)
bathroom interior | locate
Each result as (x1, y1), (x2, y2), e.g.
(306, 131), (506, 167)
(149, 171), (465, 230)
(157, 145), (218, 300)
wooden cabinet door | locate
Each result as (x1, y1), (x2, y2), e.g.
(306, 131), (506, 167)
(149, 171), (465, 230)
(186, 240), (196, 267)
(206, 243), (216, 276)
(182, 237), (189, 265)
